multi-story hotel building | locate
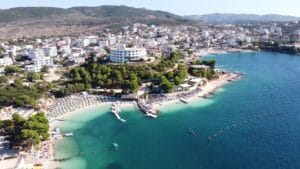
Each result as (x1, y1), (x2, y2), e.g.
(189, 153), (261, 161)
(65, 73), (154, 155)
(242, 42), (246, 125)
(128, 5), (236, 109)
(109, 47), (147, 63)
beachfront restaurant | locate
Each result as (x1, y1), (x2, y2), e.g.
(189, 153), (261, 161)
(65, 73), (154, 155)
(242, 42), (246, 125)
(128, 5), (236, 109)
(179, 83), (192, 91)
(189, 78), (206, 86)
(175, 78), (206, 92)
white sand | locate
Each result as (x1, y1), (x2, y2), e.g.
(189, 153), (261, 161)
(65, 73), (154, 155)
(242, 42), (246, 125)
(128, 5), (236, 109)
(156, 73), (240, 109)
(197, 48), (254, 57)
(198, 74), (235, 97)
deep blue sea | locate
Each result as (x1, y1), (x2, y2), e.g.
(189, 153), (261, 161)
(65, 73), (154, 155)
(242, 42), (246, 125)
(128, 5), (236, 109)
(54, 52), (300, 169)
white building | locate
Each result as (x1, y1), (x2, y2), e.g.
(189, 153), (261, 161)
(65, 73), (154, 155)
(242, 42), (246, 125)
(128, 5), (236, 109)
(26, 56), (54, 72)
(108, 36), (117, 45)
(76, 38), (90, 48)
(25, 56), (53, 72)
(201, 31), (210, 39)
(87, 36), (98, 44)
(43, 46), (58, 57)
(109, 47), (147, 63)
(28, 49), (45, 59)
(25, 45), (34, 50)
(59, 45), (71, 57)
(227, 39), (238, 47)
(68, 48), (86, 64)
(25, 65), (42, 72)
(293, 30), (300, 42)
(73, 57), (86, 64)
(33, 57), (53, 67)
(6, 46), (18, 58)
(68, 54), (86, 64)
(98, 40), (109, 47)
(0, 57), (13, 67)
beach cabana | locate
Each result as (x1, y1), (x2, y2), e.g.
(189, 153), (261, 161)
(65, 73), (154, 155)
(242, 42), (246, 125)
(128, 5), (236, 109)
(189, 78), (206, 86)
(179, 83), (192, 91)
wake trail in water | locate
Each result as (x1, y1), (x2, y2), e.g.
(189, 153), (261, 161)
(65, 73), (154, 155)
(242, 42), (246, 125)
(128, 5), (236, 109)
(207, 112), (286, 142)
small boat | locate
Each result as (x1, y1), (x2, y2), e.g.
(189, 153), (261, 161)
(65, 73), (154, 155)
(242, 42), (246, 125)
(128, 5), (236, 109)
(208, 137), (212, 141)
(113, 143), (119, 150)
(146, 113), (158, 118)
(188, 128), (196, 135)
(180, 98), (188, 104)
(189, 130), (196, 135)
(64, 133), (74, 137)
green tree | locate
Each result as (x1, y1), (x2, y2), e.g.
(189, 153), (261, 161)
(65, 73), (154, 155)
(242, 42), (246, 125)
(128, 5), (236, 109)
(14, 78), (23, 87)
(127, 73), (139, 93)
(159, 76), (174, 93)
(114, 70), (124, 84)
(27, 72), (41, 82)
(0, 76), (7, 84)
(5, 65), (20, 74)
(202, 60), (216, 69)
(21, 112), (49, 146)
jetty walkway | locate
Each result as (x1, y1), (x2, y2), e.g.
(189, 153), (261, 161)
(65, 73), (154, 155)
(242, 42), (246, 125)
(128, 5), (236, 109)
(111, 102), (126, 122)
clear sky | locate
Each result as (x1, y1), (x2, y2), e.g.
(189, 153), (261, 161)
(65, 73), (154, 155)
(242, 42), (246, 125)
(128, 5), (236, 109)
(1, 0), (300, 17)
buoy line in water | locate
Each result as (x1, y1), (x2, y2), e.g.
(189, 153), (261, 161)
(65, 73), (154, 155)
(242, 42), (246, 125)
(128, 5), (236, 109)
(207, 112), (285, 142)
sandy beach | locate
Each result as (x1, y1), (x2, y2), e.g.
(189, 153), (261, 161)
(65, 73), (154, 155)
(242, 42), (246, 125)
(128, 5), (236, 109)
(50, 101), (135, 127)
(155, 72), (241, 110)
(198, 73), (238, 97)
(48, 73), (241, 124)
(196, 48), (254, 57)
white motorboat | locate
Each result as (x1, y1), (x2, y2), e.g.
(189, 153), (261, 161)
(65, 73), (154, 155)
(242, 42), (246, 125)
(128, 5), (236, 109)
(180, 98), (188, 104)
(64, 132), (74, 137)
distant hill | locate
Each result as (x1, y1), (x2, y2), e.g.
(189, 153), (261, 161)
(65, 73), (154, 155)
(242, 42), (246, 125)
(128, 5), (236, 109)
(0, 5), (191, 39)
(184, 13), (300, 23)
(0, 6), (188, 24)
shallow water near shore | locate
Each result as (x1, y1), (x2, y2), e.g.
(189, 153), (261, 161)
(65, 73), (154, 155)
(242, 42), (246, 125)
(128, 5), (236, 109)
(54, 51), (300, 169)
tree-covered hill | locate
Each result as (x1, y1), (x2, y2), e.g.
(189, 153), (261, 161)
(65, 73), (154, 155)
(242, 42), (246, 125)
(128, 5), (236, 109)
(0, 5), (189, 24)
(0, 5), (191, 39)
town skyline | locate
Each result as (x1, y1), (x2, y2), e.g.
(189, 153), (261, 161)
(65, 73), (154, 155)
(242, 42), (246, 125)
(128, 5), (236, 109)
(1, 0), (300, 17)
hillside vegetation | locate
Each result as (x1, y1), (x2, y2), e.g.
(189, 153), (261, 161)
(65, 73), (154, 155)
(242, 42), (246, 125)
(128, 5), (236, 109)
(0, 6), (188, 24)
(0, 5), (190, 39)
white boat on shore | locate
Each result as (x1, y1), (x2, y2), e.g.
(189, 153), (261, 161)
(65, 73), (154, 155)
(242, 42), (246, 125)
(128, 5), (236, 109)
(180, 98), (188, 104)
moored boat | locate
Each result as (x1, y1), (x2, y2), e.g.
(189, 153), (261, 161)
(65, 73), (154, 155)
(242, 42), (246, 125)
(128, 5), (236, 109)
(113, 143), (119, 150)
(146, 112), (158, 118)
(64, 132), (74, 137)
(180, 98), (188, 104)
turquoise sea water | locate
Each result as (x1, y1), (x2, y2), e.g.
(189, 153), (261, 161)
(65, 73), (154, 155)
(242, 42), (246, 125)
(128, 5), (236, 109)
(54, 52), (300, 169)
